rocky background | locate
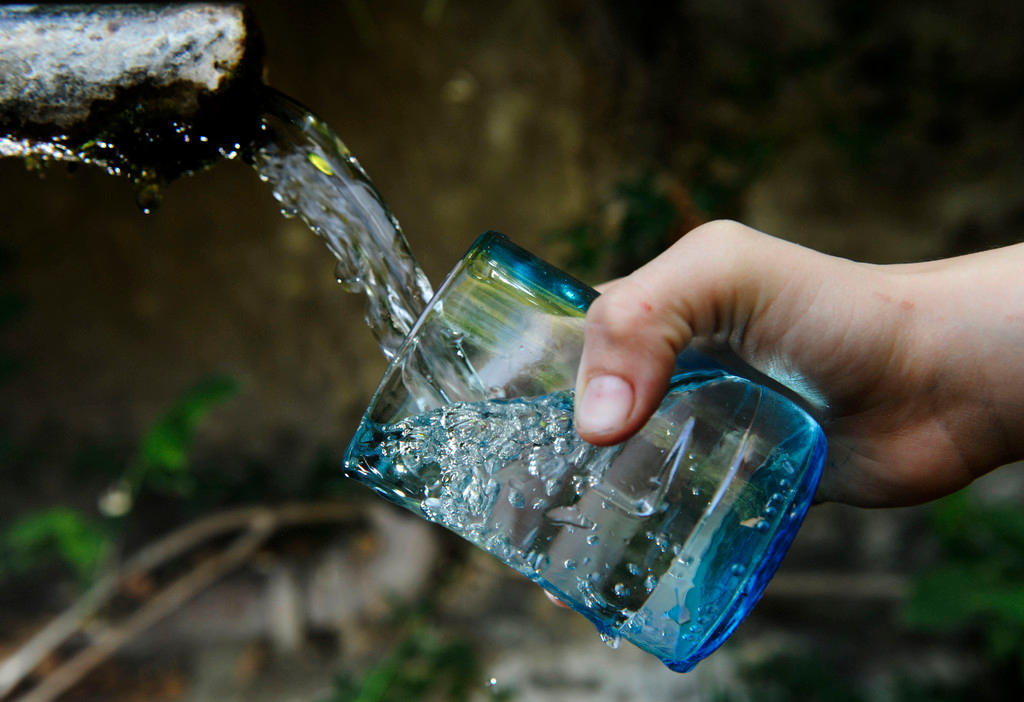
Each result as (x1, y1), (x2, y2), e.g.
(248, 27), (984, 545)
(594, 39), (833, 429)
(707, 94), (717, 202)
(2, 1), (1023, 700)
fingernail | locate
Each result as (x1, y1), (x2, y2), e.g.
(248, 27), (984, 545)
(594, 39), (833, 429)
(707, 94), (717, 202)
(576, 375), (633, 436)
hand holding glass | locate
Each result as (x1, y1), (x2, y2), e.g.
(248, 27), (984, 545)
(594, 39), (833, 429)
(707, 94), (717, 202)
(344, 232), (825, 672)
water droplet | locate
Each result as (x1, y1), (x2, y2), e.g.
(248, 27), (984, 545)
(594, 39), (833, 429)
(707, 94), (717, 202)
(730, 564), (746, 576)
(507, 489), (526, 508)
(600, 631), (621, 649)
(613, 582), (629, 597)
(644, 575), (657, 591)
(564, 559), (577, 571)
(586, 534), (599, 545)
(135, 181), (162, 215)
(486, 677), (498, 688)
(627, 563), (641, 576)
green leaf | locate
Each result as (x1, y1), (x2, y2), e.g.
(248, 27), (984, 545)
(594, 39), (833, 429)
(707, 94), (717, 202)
(1, 507), (110, 584)
(131, 374), (239, 496)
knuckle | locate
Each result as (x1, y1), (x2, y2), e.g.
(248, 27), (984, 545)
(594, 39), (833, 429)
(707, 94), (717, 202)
(683, 219), (754, 251)
(585, 277), (656, 343)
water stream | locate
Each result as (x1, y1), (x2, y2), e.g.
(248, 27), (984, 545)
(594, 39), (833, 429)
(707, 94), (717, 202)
(2, 87), (434, 360)
(250, 90), (434, 359)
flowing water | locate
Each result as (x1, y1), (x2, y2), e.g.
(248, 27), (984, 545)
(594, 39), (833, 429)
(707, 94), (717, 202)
(250, 91), (434, 358)
(3, 88), (433, 359)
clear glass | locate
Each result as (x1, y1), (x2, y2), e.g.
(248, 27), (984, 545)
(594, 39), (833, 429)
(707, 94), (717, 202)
(344, 232), (826, 672)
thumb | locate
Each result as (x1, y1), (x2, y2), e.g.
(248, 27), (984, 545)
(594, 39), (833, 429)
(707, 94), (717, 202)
(573, 220), (772, 445)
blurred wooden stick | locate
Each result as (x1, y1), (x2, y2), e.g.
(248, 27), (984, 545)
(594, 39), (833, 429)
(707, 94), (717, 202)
(0, 502), (359, 702)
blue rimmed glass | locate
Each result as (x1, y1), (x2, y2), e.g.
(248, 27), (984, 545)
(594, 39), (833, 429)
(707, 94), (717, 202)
(344, 232), (826, 672)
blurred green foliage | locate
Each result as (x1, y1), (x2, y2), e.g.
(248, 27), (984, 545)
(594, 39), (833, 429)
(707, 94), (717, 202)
(716, 648), (993, 702)
(0, 507), (110, 585)
(325, 618), (513, 702)
(0, 375), (239, 588)
(125, 374), (239, 499)
(905, 491), (1024, 677)
(551, 172), (684, 281)
(713, 487), (1024, 701)
(713, 651), (863, 702)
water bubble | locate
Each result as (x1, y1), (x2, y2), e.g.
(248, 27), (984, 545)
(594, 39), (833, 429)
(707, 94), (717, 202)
(730, 564), (746, 576)
(529, 552), (549, 571)
(600, 632), (621, 649)
(421, 497), (443, 520)
(613, 583), (629, 597)
(544, 477), (561, 496)
(627, 563), (641, 576)
(644, 575), (657, 591)
(486, 677), (497, 688)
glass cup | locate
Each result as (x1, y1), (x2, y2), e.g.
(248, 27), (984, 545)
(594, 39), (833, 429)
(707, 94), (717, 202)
(344, 232), (826, 672)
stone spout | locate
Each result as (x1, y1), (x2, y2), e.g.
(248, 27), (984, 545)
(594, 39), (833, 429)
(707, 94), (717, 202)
(0, 3), (266, 181)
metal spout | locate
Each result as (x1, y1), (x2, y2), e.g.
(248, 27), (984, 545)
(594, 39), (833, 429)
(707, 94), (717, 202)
(0, 3), (266, 182)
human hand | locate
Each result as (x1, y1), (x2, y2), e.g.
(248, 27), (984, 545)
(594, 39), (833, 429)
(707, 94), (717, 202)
(573, 220), (1024, 507)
